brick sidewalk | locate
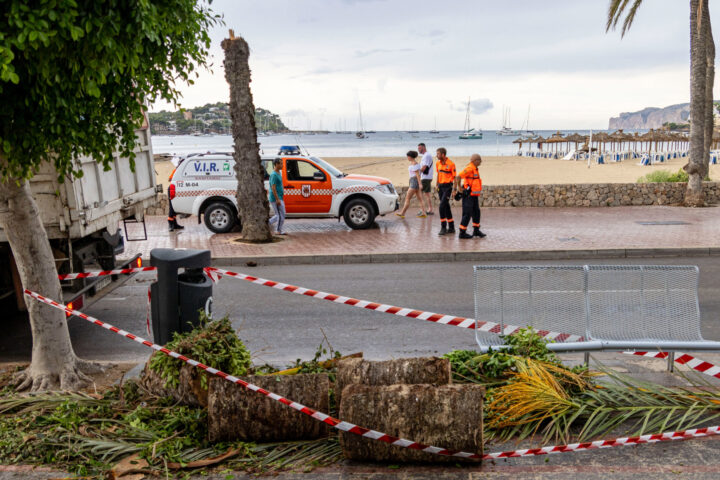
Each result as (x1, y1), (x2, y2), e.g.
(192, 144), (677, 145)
(119, 205), (720, 263)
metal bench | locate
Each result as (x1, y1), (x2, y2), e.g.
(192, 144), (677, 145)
(474, 265), (720, 353)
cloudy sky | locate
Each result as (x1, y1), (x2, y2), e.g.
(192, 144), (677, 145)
(151, 0), (719, 130)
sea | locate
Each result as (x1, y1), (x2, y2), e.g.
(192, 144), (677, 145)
(150, 130), (605, 158)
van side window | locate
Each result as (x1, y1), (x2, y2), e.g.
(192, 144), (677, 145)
(286, 160), (325, 181)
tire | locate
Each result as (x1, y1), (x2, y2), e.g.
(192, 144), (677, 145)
(204, 202), (236, 233)
(343, 198), (375, 229)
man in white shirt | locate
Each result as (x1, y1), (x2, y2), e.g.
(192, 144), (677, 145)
(417, 143), (434, 216)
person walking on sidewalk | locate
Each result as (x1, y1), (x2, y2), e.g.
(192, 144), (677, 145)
(418, 143), (434, 216)
(396, 150), (427, 218)
(455, 153), (486, 239)
(435, 147), (456, 236)
(268, 158), (287, 235)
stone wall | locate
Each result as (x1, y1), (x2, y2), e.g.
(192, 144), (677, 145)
(148, 183), (720, 217)
(396, 182), (720, 208)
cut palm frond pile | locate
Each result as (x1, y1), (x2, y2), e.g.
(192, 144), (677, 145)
(446, 327), (720, 445)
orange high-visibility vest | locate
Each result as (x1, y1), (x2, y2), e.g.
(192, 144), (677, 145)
(460, 163), (482, 196)
(436, 158), (456, 184)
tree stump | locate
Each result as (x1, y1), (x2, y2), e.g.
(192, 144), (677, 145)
(140, 355), (209, 407)
(207, 374), (330, 442)
(336, 357), (451, 406)
(339, 384), (484, 463)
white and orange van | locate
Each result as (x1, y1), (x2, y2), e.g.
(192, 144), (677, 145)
(169, 152), (399, 233)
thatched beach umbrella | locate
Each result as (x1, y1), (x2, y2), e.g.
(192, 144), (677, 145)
(592, 132), (610, 153)
(565, 133), (588, 152)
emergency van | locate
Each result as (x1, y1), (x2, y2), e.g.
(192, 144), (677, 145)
(168, 153), (399, 233)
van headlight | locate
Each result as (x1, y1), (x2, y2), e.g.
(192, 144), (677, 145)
(375, 184), (394, 195)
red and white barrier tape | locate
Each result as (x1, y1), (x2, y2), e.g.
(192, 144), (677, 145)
(57, 266), (157, 280)
(625, 351), (720, 380)
(23, 289), (720, 461)
(483, 425), (720, 459)
(23, 289), (482, 460)
(204, 267), (584, 343)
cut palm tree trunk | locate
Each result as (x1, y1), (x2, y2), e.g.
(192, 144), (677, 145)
(336, 357), (451, 405)
(141, 357), (208, 407)
(207, 374), (330, 442)
(339, 384), (484, 463)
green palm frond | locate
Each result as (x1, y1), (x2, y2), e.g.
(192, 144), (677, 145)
(606, 0), (644, 37)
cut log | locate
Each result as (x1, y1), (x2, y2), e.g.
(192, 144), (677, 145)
(339, 384), (484, 463)
(207, 374), (330, 442)
(335, 356), (451, 406)
(140, 354), (209, 407)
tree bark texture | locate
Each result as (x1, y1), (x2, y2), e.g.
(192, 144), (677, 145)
(207, 374), (330, 442)
(335, 357), (451, 406)
(222, 36), (273, 242)
(685, 0), (708, 206)
(141, 354), (209, 407)
(703, 1), (715, 175)
(339, 384), (484, 463)
(0, 178), (91, 391)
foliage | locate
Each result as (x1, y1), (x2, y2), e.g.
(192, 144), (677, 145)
(0, 381), (341, 476)
(606, 0), (644, 37)
(149, 104), (288, 134)
(662, 122), (690, 131)
(636, 169), (690, 183)
(149, 312), (251, 390)
(290, 340), (343, 381)
(0, 1), (221, 181)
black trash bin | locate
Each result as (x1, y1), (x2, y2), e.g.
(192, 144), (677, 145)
(150, 248), (212, 345)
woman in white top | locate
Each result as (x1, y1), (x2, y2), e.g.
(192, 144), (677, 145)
(396, 150), (427, 218)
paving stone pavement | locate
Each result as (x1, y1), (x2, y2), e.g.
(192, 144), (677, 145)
(121, 205), (720, 263)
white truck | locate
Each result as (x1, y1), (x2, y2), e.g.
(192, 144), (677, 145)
(169, 152), (399, 233)
(0, 125), (160, 312)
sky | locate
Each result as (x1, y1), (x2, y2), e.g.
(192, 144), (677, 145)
(150, 0), (720, 130)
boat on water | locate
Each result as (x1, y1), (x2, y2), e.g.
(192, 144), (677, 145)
(459, 97), (483, 140)
(356, 103), (367, 139)
(497, 106), (521, 136)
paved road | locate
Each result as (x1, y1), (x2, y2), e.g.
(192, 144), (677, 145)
(3, 257), (720, 365)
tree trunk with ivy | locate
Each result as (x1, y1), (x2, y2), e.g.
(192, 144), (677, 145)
(685, 0), (709, 206)
(222, 34), (273, 242)
(0, 176), (95, 390)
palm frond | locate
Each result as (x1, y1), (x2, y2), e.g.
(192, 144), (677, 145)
(606, 0), (644, 37)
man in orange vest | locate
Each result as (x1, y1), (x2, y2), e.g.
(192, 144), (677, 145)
(455, 153), (485, 239)
(435, 147), (456, 236)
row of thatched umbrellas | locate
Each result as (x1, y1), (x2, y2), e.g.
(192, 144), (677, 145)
(513, 129), (718, 153)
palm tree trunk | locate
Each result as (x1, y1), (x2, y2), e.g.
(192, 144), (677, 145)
(685, 0), (708, 206)
(222, 34), (273, 242)
(0, 177), (93, 391)
(703, 0), (716, 175)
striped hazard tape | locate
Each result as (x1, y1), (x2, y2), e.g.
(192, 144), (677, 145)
(625, 351), (720, 380)
(204, 267), (584, 343)
(22, 289), (720, 462)
(57, 266), (157, 280)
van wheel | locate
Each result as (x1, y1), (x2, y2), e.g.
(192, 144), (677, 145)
(204, 203), (236, 233)
(343, 198), (375, 229)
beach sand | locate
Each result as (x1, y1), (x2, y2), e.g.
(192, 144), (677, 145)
(153, 155), (719, 190)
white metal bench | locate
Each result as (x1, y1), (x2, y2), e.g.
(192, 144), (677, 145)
(474, 265), (720, 353)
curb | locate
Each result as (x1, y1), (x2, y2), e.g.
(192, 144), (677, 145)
(206, 247), (720, 267)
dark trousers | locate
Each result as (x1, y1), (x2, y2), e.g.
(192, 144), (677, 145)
(168, 200), (177, 222)
(459, 194), (480, 230)
(438, 183), (454, 223)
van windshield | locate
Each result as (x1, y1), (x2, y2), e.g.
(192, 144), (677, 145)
(310, 157), (344, 178)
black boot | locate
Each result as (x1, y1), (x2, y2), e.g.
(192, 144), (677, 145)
(438, 223), (447, 236)
(168, 220), (175, 232)
(473, 228), (486, 238)
(447, 224), (456, 234)
(173, 220), (185, 230)
(459, 230), (473, 239)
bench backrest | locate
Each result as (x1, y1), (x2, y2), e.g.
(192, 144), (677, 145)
(474, 265), (702, 347)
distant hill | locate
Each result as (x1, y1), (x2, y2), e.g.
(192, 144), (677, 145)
(609, 103), (690, 130)
(149, 103), (288, 135)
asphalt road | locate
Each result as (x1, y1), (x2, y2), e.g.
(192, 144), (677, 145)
(3, 257), (720, 365)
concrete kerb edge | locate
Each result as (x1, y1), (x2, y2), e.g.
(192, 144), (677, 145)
(200, 247), (710, 266)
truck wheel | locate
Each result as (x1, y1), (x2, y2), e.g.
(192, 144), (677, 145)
(204, 203), (236, 233)
(343, 198), (375, 229)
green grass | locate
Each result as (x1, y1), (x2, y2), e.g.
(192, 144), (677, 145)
(636, 169), (689, 183)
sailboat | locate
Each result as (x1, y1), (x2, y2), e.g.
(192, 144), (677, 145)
(497, 106), (521, 136)
(519, 105), (536, 139)
(459, 97), (483, 140)
(429, 116), (439, 134)
(356, 103), (367, 139)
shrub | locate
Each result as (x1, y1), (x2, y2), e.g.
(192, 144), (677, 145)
(636, 169), (689, 183)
